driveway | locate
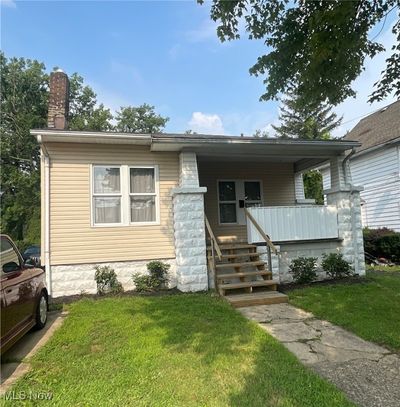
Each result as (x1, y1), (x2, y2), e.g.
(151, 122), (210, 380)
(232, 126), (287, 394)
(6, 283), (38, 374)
(239, 303), (400, 407)
(1, 311), (67, 395)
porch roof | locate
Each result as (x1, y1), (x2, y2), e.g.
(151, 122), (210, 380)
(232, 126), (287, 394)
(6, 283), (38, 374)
(32, 129), (360, 172)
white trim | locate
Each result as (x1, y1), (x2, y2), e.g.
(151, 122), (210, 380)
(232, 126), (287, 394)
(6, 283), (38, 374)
(217, 179), (264, 226)
(128, 165), (160, 226)
(91, 165), (123, 227)
(90, 164), (160, 228)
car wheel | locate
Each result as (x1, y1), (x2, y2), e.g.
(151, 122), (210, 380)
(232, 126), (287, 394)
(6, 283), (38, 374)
(35, 292), (48, 330)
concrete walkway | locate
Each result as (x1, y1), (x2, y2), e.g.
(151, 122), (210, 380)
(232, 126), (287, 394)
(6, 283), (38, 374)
(1, 311), (67, 396)
(239, 303), (400, 407)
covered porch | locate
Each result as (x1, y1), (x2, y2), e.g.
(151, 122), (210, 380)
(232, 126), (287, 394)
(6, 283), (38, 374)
(155, 134), (365, 296)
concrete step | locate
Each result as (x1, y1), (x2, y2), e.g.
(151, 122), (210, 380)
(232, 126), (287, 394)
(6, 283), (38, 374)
(225, 291), (288, 308)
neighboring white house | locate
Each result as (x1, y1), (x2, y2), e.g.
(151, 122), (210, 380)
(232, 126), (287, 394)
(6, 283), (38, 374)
(321, 101), (400, 232)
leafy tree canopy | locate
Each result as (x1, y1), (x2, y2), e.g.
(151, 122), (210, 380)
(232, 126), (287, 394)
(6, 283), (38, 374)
(115, 104), (169, 133)
(202, 0), (400, 104)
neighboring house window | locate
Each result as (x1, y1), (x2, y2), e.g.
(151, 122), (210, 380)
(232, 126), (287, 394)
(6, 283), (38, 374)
(91, 165), (159, 227)
(92, 166), (122, 225)
(130, 167), (157, 223)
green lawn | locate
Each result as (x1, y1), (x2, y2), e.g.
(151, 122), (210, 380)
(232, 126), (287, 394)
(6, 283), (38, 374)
(3, 294), (353, 406)
(289, 270), (400, 351)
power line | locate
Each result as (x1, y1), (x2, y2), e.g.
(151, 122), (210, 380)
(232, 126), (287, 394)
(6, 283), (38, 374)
(371, 5), (398, 42)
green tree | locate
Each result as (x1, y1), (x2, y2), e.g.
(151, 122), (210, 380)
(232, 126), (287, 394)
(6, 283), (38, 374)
(115, 104), (169, 133)
(0, 54), (47, 242)
(272, 91), (342, 140)
(303, 170), (324, 205)
(203, 0), (400, 104)
(0, 53), (113, 244)
(68, 73), (114, 131)
(271, 91), (341, 204)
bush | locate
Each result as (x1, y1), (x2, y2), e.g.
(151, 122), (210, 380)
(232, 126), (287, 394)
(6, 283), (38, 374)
(132, 261), (170, 292)
(288, 257), (318, 283)
(94, 265), (123, 295)
(321, 253), (353, 279)
(363, 227), (400, 263)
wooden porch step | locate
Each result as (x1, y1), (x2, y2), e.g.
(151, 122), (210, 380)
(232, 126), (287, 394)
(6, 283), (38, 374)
(207, 244), (257, 251)
(217, 270), (272, 280)
(208, 253), (260, 260)
(225, 291), (288, 308)
(216, 260), (265, 269)
(219, 280), (278, 291)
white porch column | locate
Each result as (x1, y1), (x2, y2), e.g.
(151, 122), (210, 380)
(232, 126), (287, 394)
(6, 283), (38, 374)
(325, 155), (365, 276)
(294, 172), (305, 200)
(171, 151), (208, 292)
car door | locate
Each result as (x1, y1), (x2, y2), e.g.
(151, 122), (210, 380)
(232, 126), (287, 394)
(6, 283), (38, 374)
(0, 237), (35, 342)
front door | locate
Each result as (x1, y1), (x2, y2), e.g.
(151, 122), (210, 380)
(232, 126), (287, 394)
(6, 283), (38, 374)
(218, 180), (262, 225)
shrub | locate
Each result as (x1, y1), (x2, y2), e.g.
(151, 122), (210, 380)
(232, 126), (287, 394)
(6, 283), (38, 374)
(288, 257), (318, 283)
(132, 261), (170, 292)
(363, 227), (400, 263)
(321, 253), (353, 279)
(94, 265), (123, 295)
(378, 234), (400, 263)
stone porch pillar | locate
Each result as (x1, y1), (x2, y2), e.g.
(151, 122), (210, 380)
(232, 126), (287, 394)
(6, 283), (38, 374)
(171, 151), (208, 292)
(325, 154), (365, 276)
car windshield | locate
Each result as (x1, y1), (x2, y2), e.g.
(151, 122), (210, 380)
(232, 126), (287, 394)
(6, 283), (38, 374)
(24, 246), (40, 255)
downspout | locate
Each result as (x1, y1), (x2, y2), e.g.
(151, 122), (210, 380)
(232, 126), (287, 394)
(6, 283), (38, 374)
(38, 135), (52, 296)
(342, 147), (360, 275)
(342, 147), (356, 186)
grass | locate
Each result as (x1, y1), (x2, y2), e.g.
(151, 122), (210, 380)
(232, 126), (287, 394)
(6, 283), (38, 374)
(3, 293), (353, 406)
(288, 270), (400, 352)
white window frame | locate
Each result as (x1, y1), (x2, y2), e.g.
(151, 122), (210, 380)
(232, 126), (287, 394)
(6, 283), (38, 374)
(129, 165), (160, 226)
(90, 164), (160, 228)
(217, 179), (264, 226)
(91, 165), (123, 227)
(217, 179), (238, 225)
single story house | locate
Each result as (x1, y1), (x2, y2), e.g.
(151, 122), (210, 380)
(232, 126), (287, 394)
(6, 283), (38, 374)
(320, 101), (400, 232)
(34, 71), (366, 305)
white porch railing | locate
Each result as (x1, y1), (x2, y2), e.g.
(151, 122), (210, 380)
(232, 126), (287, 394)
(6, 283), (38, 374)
(247, 205), (339, 243)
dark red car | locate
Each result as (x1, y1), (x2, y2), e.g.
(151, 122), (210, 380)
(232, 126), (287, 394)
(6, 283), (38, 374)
(1, 235), (48, 354)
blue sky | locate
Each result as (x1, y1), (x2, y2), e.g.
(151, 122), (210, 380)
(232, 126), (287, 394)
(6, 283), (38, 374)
(1, 0), (398, 136)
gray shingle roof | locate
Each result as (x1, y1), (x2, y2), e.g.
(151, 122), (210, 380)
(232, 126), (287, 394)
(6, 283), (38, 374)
(343, 100), (400, 153)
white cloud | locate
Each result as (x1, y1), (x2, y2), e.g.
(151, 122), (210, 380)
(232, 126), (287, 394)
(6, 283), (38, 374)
(332, 22), (397, 137)
(1, 0), (16, 8)
(185, 19), (218, 43)
(188, 112), (225, 134)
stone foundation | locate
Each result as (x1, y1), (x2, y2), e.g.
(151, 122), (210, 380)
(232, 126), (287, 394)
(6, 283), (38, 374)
(259, 241), (342, 283)
(50, 258), (176, 298)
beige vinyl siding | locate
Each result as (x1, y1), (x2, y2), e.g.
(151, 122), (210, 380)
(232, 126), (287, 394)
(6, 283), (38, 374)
(199, 161), (295, 242)
(47, 143), (179, 265)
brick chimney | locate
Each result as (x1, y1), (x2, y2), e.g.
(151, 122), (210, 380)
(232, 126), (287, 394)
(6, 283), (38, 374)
(48, 69), (69, 129)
